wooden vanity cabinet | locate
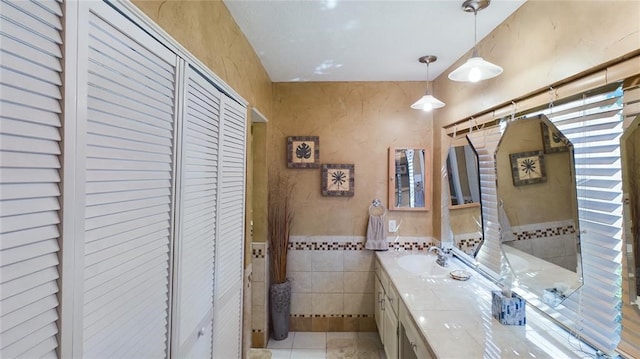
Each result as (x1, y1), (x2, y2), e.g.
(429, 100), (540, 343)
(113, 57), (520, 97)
(375, 259), (399, 359)
(399, 303), (433, 359)
(375, 257), (433, 359)
(375, 276), (385, 342)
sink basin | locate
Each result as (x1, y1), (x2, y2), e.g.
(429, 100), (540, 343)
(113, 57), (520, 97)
(396, 254), (449, 277)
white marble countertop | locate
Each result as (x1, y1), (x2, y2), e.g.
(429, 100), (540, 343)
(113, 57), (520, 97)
(375, 250), (598, 359)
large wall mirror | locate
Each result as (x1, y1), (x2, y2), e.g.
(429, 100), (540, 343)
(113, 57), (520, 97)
(622, 114), (639, 308)
(388, 147), (429, 211)
(445, 137), (482, 256)
(496, 115), (582, 307)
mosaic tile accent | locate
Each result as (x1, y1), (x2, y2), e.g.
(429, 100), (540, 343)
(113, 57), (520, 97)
(251, 329), (264, 333)
(288, 241), (431, 251)
(291, 314), (373, 319)
(252, 248), (265, 258)
(509, 224), (576, 242)
(457, 237), (483, 255)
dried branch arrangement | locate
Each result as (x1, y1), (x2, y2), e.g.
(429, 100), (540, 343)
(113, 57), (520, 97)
(268, 171), (294, 284)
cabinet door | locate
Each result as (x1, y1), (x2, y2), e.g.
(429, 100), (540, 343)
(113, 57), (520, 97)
(383, 296), (399, 359)
(374, 276), (385, 342)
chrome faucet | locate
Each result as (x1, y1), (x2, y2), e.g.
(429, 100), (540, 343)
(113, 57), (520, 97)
(429, 246), (449, 267)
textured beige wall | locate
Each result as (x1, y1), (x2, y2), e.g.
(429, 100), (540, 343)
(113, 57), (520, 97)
(432, 0), (640, 237)
(449, 206), (481, 235)
(271, 82), (433, 237)
(132, 0), (273, 119)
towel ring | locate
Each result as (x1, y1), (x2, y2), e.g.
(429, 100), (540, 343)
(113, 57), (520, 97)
(369, 199), (387, 217)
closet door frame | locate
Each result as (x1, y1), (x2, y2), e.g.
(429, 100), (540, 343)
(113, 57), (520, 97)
(60, 1), (87, 357)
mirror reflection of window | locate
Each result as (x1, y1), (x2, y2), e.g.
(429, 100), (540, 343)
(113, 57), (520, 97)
(621, 114), (640, 306)
(447, 145), (480, 207)
(389, 147), (428, 211)
(444, 137), (483, 258)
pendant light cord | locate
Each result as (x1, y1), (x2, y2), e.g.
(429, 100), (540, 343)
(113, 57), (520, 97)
(472, 9), (478, 57)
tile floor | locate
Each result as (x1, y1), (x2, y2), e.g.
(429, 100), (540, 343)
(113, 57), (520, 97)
(265, 332), (387, 359)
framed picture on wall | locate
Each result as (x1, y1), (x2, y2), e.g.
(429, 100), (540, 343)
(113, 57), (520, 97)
(321, 164), (354, 196)
(287, 136), (320, 168)
(509, 150), (546, 186)
(541, 122), (569, 153)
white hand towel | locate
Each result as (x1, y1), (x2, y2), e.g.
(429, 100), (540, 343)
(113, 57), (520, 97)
(365, 214), (388, 250)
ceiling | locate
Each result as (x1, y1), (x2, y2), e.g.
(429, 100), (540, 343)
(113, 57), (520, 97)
(223, 0), (526, 82)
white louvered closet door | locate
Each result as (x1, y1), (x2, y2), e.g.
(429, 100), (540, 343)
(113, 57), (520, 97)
(79, 2), (177, 357)
(172, 66), (222, 357)
(0, 0), (63, 357)
(212, 98), (247, 358)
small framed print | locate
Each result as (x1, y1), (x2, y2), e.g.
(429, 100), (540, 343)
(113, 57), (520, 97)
(321, 164), (354, 197)
(287, 136), (320, 168)
(541, 122), (569, 153)
(509, 151), (546, 186)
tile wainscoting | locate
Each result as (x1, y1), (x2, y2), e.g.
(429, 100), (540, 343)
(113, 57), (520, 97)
(252, 242), (269, 347)
(286, 236), (434, 332)
(501, 220), (577, 271)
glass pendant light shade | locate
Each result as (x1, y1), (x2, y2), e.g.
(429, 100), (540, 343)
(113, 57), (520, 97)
(448, 56), (503, 82)
(411, 93), (445, 111)
(411, 55), (446, 112)
(448, 0), (503, 83)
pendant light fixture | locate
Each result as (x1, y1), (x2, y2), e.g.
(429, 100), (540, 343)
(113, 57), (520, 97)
(448, 0), (503, 83)
(411, 55), (445, 111)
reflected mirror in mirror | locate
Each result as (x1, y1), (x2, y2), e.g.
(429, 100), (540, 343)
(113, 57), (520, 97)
(447, 142), (481, 207)
(446, 138), (483, 256)
(621, 114), (640, 307)
(496, 115), (582, 307)
(388, 147), (429, 211)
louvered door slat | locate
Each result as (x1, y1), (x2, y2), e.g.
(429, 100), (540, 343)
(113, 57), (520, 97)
(0, 0), (63, 356)
(88, 106), (173, 136)
(80, 2), (176, 357)
(83, 258), (168, 304)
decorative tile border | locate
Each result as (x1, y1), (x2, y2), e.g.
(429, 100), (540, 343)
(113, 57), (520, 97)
(288, 240), (433, 251)
(291, 314), (373, 319)
(251, 329), (264, 333)
(509, 223), (576, 242)
(456, 237), (483, 255)
(252, 248), (265, 258)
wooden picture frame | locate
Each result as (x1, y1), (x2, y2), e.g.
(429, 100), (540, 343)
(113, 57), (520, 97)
(287, 136), (320, 168)
(509, 150), (546, 186)
(321, 164), (354, 197)
(541, 122), (569, 153)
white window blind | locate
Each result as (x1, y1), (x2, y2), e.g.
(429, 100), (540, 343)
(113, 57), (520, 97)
(0, 0), (63, 357)
(212, 98), (247, 358)
(466, 126), (503, 277)
(526, 84), (625, 354)
(172, 65), (222, 356)
(80, 2), (177, 357)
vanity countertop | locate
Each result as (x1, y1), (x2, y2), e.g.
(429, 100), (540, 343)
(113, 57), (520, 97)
(375, 250), (597, 359)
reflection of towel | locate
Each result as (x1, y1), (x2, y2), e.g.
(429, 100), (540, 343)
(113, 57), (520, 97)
(365, 214), (388, 250)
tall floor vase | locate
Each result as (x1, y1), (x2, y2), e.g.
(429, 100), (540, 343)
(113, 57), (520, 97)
(270, 279), (291, 340)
